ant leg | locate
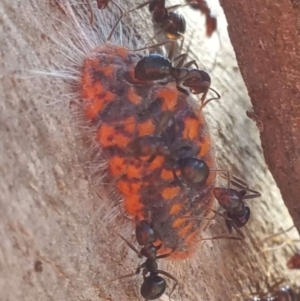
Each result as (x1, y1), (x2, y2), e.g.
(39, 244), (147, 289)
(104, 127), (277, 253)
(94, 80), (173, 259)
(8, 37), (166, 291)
(265, 278), (286, 293)
(177, 34), (185, 53)
(201, 234), (243, 241)
(85, 0), (94, 25)
(229, 223), (246, 240)
(100, 259), (147, 286)
(100, 270), (140, 285)
(156, 270), (179, 300)
(210, 168), (231, 190)
(117, 233), (141, 256)
(199, 87), (221, 111)
(125, 1), (151, 14)
(183, 59), (199, 69)
(172, 53), (199, 69)
(106, 1), (125, 41)
(230, 176), (262, 199)
(130, 40), (175, 53)
(166, 4), (183, 12)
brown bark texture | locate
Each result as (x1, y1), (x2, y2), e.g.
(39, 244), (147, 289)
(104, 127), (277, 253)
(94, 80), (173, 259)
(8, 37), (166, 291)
(219, 0), (300, 234)
(0, 0), (299, 301)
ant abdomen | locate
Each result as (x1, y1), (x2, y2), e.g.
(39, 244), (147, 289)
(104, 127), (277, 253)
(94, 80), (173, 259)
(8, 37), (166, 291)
(141, 274), (167, 300)
(134, 54), (173, 81)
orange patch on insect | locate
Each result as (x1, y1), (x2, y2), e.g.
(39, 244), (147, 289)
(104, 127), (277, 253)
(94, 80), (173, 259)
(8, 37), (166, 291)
(182, 117), (202, 140)
(197, 135), (212, 158)
(137, 119), (155, 136)
(125, 159), (144, 179)
(172, 217), (186, 229)
(169, 203), (183, 215)
(147, 156), (165, 171)
(124, 195), (143, 217)
(84, 90), (115, 119)
(178, 222), (193, 237)
(160, 169), (174, 181)
(162, 187), (181, 200)
(114, 45), (129, 59)
(97, 124), (131, 148)
(127, 86), (142, 105)
(117, 180), (141, 197)
(108, 156), (127, 176)
(123, 116), (136, 134)
(100, 65), (116, 77)
(185, 231), (198, 245)
(158, 88), (179, 111)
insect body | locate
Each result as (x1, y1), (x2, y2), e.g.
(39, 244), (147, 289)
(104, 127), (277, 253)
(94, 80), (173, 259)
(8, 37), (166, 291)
(134, 0), (186, 42)
(81, 44), (216, 258)
(115, 220), (179, 300)
(212, 176), (261, 239)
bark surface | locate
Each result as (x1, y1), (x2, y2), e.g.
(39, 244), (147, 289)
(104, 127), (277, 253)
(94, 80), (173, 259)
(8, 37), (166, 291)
(0, 1), (299, 301)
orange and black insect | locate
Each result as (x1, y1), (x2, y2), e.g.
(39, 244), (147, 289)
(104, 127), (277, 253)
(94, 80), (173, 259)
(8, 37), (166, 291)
(185, 0), (217, 37)
(80, 43), (216, 258)
(105, 220), (178, 300)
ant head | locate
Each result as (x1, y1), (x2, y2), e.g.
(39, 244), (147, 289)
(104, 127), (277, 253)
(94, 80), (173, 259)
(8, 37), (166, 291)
(141, 274), (167, 300)
(206, 16), (217, 37)
(213, 187), (232, 207)
(136, 220), (157, 246)
(213, 187), (246, 210)
(181, 70), (211, 94)
(228, 206), (250, 228)
(179, 157), (210, 185)
(134, 54), (172, 82)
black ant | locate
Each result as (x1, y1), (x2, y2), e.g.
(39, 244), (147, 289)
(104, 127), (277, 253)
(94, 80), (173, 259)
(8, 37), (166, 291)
(88, 0), (186, 45)
(210, 175), (261, 240)
(103, 220), (178, 300)
(129, 0), (186, 47)
(185, 0), (217, 37)
(134, 44), (220, 110)
(244, 278), (300, 301)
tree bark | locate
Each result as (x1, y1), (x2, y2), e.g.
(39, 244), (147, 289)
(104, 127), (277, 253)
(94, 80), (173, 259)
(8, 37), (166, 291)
(0, 1), (299, 301)
(219, 0), (300, 234)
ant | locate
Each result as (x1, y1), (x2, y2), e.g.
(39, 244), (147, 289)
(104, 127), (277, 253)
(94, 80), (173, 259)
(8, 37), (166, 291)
(89, 1), (186, 45)
(185, 0), (217, 37)
(103, 220), (178, 300)
(130, 0), (186, 47)
(207, 175), (261, 240)
(244, 278), (300, 301)
(134, 42), (220, 110)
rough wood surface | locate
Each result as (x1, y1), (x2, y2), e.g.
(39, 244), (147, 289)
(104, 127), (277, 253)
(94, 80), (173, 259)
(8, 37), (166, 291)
(0, 1), (299, 301)
(219, 0), (300, 235)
